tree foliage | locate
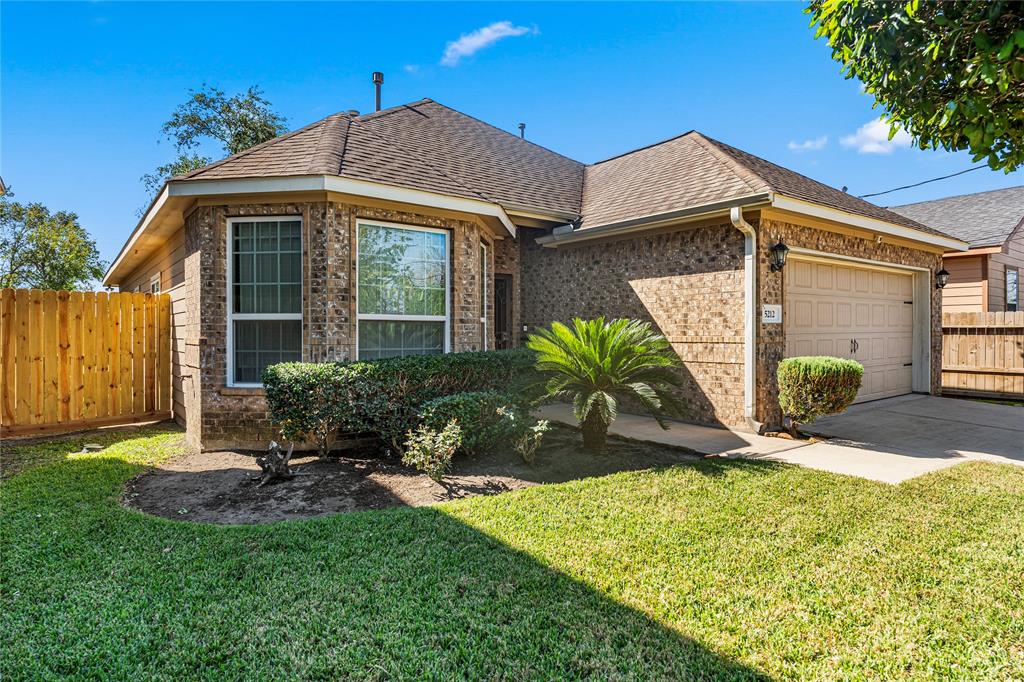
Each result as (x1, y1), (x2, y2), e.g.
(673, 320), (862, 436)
(142, 84), (287, 198)
(0, 193), (106, 290)
(808, 0), (1024, 171)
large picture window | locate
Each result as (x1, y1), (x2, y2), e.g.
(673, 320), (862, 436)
(357, 220), (449, 360)
(227, 217), (302, 385)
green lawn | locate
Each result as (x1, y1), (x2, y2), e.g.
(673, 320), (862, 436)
(2, 427), (1022, 680)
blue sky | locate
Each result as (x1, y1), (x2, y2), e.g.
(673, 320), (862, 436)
(3, 1), (1021, 265)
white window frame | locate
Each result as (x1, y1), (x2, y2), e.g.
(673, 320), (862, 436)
(150, 274), (161, 294)
(226, 215), (303, 387)
(480, 240), (488, 351)
(354, 218), (450, 360)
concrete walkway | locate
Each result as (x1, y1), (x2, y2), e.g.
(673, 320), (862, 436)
(537, 395), (1024, 484)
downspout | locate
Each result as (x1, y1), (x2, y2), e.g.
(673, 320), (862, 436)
(730, 206), (763, 433)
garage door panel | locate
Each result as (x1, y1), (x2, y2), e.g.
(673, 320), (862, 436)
(786, 258), (914, 403)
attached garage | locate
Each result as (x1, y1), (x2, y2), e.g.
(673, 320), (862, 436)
(785, 256), (918, 403)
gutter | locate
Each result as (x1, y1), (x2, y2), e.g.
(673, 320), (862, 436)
(729, 206), (762, 433)
(536, 194), (773, 246)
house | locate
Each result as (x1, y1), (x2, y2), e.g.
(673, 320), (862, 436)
(102, 99), (965, 450)
(891, 187), (1024, 313)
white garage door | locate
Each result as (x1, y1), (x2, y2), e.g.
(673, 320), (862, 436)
(785, 258), (914, 403)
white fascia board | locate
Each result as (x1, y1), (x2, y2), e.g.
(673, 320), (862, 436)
(771, 194), (968, 252)
(168, 175), (517, 237)
(102, 184), (170, 286)
(536, 194), (772, 246)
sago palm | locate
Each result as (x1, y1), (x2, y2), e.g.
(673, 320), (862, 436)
(527, 317), (683, 451)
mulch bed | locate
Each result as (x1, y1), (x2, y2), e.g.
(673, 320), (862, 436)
(122, 426), (698, 525)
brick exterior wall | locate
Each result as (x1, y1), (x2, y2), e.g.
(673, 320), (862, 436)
(755, 217), (943, 427)
(520, 223), (748, 427)
(184, 199), (499, 450)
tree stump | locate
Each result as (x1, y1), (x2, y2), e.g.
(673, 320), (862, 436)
(253, 441), (296, 487)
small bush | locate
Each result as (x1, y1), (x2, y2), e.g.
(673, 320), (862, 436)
(402, 421), (461, 481)
(264, 349), (539, 454)
(777, 356), (863, 430)
(417, 391), (526, 456)
(514, 419), (550, 464)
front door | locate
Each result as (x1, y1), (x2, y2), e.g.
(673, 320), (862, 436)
(494, 274), (513, 350)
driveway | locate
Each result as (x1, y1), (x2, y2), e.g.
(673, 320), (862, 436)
(539, 395), (1024, 484)
(789, 394), (1024, 483)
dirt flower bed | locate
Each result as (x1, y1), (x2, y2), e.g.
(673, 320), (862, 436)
(123, 426), (698, 524)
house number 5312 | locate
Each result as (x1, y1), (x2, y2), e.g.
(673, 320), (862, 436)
(761, 304), (782, 324)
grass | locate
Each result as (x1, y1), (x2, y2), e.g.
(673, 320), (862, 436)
(2, 426), (1023, 680)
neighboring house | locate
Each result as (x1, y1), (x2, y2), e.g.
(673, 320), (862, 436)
(891, 187), (1024, 313)
(0, 177), (7, 195)
(102, 99), (965, 450)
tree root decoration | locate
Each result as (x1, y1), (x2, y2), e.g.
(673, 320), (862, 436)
(251, 441), (297, 487)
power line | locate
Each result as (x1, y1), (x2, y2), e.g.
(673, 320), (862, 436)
(858, 164), (988, 199)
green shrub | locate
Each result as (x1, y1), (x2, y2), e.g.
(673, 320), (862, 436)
(417, 390), (538, 457)
(402, 421), (461, 481)
(260, 362), (345, 457)
(777, 356), (863, 431)
(528, 317), (683, 451)
(264, 349), (539, 454)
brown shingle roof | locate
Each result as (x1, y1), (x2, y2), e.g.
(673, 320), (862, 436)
(177, 100), (948, 239)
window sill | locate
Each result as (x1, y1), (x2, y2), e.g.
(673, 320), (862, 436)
(220, 386), (266, 397)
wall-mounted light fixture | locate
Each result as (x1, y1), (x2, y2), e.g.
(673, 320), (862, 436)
(769, 239), (790, 272)
(935, 268), (950, 289)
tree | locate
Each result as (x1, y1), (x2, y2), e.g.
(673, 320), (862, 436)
(0, 193), (106, 290)
(142, 85), (287, 197)
(527, 317), (683, 451)
(808, 0), (1024, 171)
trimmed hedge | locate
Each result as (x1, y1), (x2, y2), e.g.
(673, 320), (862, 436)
(777, 356), (863, 427)
(263, 349), (539, 453)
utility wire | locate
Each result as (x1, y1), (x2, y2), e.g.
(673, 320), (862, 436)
(858, 164), (988, 199)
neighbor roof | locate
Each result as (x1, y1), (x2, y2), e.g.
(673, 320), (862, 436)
(890, 186), (1024, 249)
(176, 98), (942, 237)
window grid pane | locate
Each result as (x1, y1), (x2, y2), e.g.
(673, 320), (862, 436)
(233, 320), (302, 383)
(358, 321), (444, 360)
(357, 223), (446, 317)
(232, 220), (301, 314)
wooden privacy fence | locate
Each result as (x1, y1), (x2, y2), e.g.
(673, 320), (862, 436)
(1, 289), (171, 437)
(942, 311), (1024, 398)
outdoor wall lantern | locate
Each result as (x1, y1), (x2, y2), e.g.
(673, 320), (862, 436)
(935, 268), (951, 289)
(769, 239), (790, 272)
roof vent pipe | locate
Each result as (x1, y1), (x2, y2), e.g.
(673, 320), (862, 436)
(518, 123), (525, 139)
(372, 72), (384, 112)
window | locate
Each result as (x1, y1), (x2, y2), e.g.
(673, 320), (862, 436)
(150, 275), (161, 294)
(357, 220), (448, 360)
(227, 217), (302, 385)
(479, 241), (488, 350)
(1008, 267), (1019, 312)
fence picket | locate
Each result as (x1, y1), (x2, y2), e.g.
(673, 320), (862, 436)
(0, 289), (173, 437)
(942, 311), (1024, 399)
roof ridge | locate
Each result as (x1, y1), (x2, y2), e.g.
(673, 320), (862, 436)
(178, 112), (347, 180)
(890, 184), (1024, 209)
(354, 98), (434, 122)
(687, 132), (769, 195)
(346, 117), (493, 203)
(422, 99), (586, 167)
(588, 130), (697, 167)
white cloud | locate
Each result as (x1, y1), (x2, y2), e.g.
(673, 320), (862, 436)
(840, 118), (912, 154)
(787, 136), (828, 153)
(441, 21), (533, 67)
(403, 64), (420, 74)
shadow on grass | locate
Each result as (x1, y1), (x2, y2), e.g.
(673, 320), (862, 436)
(2, 442), (774, 680)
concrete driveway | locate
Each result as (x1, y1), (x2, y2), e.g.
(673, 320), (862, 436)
(539, 395), (1023, 485)
(790, 394), (1024, 483)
